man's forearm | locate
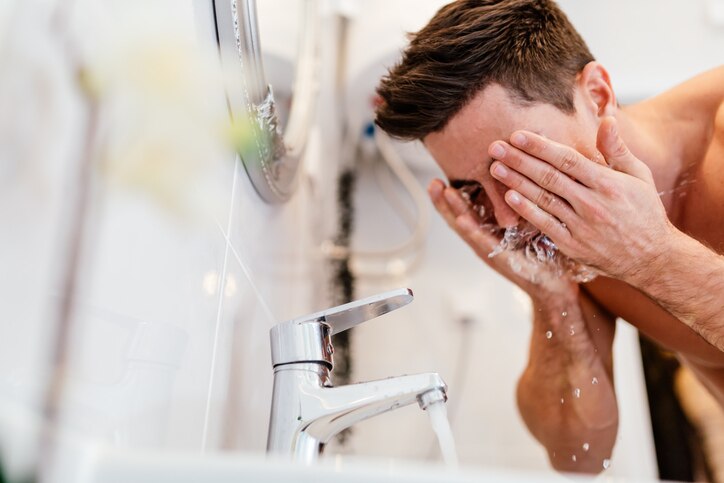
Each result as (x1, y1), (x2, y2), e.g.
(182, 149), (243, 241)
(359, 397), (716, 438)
(517, 292), (618, 474)
(628, 229), (724, 352)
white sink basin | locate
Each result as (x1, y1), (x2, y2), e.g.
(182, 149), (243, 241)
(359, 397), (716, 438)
(0, 396), (655, 483)
(87, 448), (592, 483)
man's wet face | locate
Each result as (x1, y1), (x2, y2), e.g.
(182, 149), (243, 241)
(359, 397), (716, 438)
(425, 84), (601, 282)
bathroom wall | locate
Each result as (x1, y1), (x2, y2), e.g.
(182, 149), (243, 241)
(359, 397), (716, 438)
(558, 0), (724, 103)
(0, 0), (344, 474)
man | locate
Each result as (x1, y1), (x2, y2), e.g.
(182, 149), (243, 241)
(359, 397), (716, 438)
(374, 0), (724, 474)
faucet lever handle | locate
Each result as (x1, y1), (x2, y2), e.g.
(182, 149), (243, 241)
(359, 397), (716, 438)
(316, 288), (413, 334)
(270, 288), (413, 368)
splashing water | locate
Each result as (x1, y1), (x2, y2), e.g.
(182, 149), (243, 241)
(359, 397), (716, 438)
(427, 401), (458, 467)
(488, 224), (598, 282)
(456, 183), (599, 283)
(657, 178), (697, 197)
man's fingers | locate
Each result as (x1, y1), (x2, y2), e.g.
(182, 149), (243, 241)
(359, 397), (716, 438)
(597, 117), (653, 182)
(428, 179), (458, 226)
(443, 186), (474, 217)
(429, 179), (483, 235)
(507, 131), (603, 188)
(490, 161), (578, 226)
(490, 141), (587, 208)
(455, 212), (499, 255)
(429, 180), (499, 260)
(504, 189), (572, 246)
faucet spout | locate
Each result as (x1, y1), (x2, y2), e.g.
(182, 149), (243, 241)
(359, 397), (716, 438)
(305, 372), (447, 443)
(266, 363), (447, 462)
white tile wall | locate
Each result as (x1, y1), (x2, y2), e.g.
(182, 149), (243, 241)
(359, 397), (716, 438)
(0, 0), (342, 471)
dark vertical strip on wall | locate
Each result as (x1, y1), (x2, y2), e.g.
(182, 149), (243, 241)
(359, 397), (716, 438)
(330, 168), (356, 386)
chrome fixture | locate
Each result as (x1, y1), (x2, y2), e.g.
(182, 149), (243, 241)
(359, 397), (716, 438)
(212, 0), (319, 203)
(266, 288), (448, 463)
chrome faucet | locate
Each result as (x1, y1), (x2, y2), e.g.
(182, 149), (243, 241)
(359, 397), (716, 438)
(266, 288), (448, 463)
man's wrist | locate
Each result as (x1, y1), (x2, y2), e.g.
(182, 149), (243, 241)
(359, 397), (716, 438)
(623, 224), (687, 289)
(530, 283), (580, 313)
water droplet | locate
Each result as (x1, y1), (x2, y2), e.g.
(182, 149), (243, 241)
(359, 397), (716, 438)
(560, 397), (565, 405)
(582, 443), (590, 452)
(592, 377), (599, 385)
(573, 388), (581, 398)
(603, 458), (611, 469)
(546, 330), (553, 339)
(561, 311), (568, 317)
(571, 455), (577, 462)
(569, 326), (575, 336)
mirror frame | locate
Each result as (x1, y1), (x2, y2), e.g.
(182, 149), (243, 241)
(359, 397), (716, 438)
(212, 0), (318, 203)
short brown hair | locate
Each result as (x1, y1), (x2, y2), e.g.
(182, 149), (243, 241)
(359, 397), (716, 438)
(375, 0), (594, 140)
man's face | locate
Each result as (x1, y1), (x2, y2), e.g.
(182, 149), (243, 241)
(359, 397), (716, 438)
(424, 83), (600, 229)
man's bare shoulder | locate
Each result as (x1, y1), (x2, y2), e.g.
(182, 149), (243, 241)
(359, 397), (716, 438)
(676, 97), (724, 251)
(645, 66), (724, 119)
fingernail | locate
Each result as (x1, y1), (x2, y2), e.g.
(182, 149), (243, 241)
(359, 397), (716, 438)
(511, 132), (527, 147)
(492, 163), (508, 177)
(428, 180), (442, 194)
(507, 191), (521, 204)
(490, 143), (506, 158)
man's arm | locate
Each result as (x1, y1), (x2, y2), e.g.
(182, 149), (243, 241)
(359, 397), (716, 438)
(487, 117), (724, 353)
(427, 180), (619, 474)
(636, 231), (724, 353)
(517, 287), (618, 473)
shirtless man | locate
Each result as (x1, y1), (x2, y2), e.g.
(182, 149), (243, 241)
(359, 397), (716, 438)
(374, 0), (724, 474)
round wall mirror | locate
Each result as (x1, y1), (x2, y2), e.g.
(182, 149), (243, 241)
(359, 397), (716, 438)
(212, 0), (318, 203)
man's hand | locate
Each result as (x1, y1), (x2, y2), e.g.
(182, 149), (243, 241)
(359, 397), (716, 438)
(488, 116), (679, 285)
(428, 178), (576, 301)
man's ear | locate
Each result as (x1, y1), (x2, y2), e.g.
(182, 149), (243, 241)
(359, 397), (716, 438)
(578, 61), (617, 118)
